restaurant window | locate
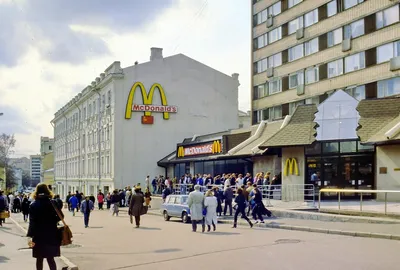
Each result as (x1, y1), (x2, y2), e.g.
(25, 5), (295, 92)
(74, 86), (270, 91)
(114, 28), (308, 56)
(305, 37), (319, 56)
(345, 85), (366, 101)
(214, 160), (225, 176)
(268, 26), (282, 44)
(204, 161), (214, 176)
(344, 0), (364, 10)
(344, 52), (365, 73)
(344, 19), (364, 39)
(328, 59), (344, 78)
(377, 77), (400, 98)
(304, 9), (318, 27)
(305, 66), (319, 84)
(305, 142), (322, 155)
(358, 142), (374, 152)
(288, 16), (303, 35)
(268, 52), (282, 68)
(327, 28), (342, 47)
(289, 44), (304, 62)
(340, 141), (357, 153)
(269, 78), (282, 94)
(256, 58), (268, 74)
(289, 70), (304, 89)
(327, 0), (337, 17)
(377, 41), (400, 64)
(376, 5), (399, 29)
(323, 142), (339, 153)
(194, 162), (204, 175)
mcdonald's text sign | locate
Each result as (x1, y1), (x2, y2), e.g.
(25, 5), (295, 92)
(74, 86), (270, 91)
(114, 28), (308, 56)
(177, 140), (222, 158)
(125, 82), (177, 124)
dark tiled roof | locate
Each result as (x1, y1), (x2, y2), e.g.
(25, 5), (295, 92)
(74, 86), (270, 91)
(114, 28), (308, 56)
(259, 105), (317, 149)
(223, 132), (251, 151)
(357, 97), (400, 143)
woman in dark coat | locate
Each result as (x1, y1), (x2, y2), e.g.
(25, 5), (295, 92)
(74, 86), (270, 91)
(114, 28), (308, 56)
(129, 187), (145, 228)
(27, 183), (63, 270)
(21, 195), (31, 222)
(251, 187), (272, 223)
(232, 188), (253, 228)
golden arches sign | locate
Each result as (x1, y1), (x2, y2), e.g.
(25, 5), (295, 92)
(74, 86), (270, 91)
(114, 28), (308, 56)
(125, 82), (177, 120)
(284, 158), (299, 176)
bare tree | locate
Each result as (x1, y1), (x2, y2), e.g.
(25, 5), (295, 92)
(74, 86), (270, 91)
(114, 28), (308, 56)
(0, 133), (16, 167)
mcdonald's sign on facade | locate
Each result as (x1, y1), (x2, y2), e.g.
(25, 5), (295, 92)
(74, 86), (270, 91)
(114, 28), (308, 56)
(284, 158), (299, 176)
(125, 82), (178, 124)
(177, 140), (222, 158)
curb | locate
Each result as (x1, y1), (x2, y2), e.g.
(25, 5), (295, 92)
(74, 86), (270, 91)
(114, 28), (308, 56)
(9, 217), (79, 270)
(146, 211), (400, 241)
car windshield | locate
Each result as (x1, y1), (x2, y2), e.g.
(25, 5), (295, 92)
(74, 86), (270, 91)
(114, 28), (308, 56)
(181, 196), (188, 204)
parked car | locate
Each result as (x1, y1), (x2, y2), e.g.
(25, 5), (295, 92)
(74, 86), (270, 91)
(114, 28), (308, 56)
(160, 195), (191, 223)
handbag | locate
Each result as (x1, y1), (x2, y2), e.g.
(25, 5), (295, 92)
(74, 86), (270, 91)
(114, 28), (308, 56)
(202, 207), (207, 216)
(140, 205), (148, 215)
(50, 200), (73, 246)
(0, 211), (10, 219)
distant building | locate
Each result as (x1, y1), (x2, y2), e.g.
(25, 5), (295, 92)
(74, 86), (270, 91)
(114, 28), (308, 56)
(8, 157), (30, 176)
(40, 137), (54, 155)
(42, 152), (54, 185)
(0, 165), (5, 191)
(40, 137), (54, 184)
(30, 155), (41, 187)
(238, 110), (251, 128)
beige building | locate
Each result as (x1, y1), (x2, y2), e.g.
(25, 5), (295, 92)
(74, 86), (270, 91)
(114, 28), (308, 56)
(251, 0), (400, 124)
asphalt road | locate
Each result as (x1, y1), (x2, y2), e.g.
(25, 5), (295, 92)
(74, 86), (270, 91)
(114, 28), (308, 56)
(4, 209), (400, 270)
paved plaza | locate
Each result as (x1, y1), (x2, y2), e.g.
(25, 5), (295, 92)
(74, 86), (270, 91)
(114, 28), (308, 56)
(1, 209), (400, 270)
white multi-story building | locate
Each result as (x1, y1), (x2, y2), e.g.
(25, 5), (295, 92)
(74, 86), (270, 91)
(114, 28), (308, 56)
(52, 48), (240, 198)
(30, 155), (41, 186)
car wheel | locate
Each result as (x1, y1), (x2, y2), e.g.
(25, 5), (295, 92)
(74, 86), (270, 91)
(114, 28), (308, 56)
(182, 212), (189, 223)
(163, 211), (170, 221)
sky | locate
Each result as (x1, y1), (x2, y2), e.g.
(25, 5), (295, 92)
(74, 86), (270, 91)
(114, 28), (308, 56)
(0, 0), (251, 158)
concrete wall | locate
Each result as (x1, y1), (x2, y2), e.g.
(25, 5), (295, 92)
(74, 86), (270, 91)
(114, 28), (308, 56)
(376, 145), (400, 201)
(113, 53), (239, 188)
(253, 155), (281, 176)
(281, 147), (305, 201)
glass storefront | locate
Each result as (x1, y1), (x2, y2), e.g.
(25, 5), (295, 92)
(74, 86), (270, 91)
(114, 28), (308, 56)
(305, 140), (374, 199)
(174, 162), (190, 178)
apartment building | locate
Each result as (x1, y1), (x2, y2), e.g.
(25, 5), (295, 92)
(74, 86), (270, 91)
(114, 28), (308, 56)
(30, 155), (41, 186)
(251, 0), (400, 124)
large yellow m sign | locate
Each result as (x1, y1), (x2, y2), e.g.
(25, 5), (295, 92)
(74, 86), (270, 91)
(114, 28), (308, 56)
(125, 82), (177, 120)
(284, 158), (299, 176)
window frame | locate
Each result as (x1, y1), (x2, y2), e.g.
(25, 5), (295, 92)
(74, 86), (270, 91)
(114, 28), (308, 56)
(327, 27), (343, 47)
(328, 58), (344, 78)
(304, 37), (319, 56)
(288, 16), (304, 35)
(376, 5), (400, 29)
(288, 44), (304, 62)
(289, 70), (305, 89)
(268, 26), (282, 44)
(305, 66), (319, 84)
(344, 51), (365, 73)
(344, 19), (365, 39)
(268, 78), (282, 95)
(304, 9), (318, 28)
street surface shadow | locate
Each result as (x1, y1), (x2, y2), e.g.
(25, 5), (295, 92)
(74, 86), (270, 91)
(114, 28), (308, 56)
(0, 226), (11, 230)
(88, 226), (103, 229)
(153, 248), (181, 253)
(0, 242), (4, 247)
(0, 256), (10, 263)
(203, 231), (240, 236)
(136, 227), (161, 231)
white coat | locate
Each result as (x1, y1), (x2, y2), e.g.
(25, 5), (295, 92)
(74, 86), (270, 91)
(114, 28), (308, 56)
(188, 190), (204, 221)
(204, 196), (218, 225)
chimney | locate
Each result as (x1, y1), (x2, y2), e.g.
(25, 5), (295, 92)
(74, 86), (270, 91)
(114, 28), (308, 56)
(232, 73), (240, 86)
(134, 61), (139, 65)
(150, 47), (163, 61)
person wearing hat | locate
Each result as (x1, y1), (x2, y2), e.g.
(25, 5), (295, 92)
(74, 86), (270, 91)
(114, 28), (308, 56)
(188, 185), (205, 233)
(129, 186), (145, 228)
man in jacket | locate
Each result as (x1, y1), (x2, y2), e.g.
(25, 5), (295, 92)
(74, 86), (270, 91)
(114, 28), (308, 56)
(223, 186), (234, 216)
(69, 194), (79, 216)
(188, 185), (205, 233)
(66, 191), (72, 211)
(129, 187), (145, 228)
(80, 196), (94, 228)
(0, 190), (9, 226)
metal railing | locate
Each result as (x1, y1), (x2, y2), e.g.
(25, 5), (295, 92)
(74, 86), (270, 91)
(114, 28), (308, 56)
(318, 189), (400, 215)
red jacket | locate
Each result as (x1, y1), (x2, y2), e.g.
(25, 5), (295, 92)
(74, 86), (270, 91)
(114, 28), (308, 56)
(97, 194), (104, 203)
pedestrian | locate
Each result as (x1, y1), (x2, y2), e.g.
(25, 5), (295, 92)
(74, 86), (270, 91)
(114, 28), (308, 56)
(89, 194), (95, 205)
(68, 194), (79, 216)
(8, 192), (14, 213)
(27, 183), (63, 270)
(145, 175), (150, 190)
(53, 195), (63, 210)
(129, 186), (145, 228)
(21, 195), (31, 222)
(204, 190), (218, 232)
(75, 191), (82, 211)
(213, 186), (223, 216)
(0, 190), (9, 226)
(144, 188), (152, 207)
(232, 188), (253, 229)
(251, 187), (271, 223)
(66, 191), (72, 211)
(80, 196), (94, 228)
(106, 192), (111, 209)
(223, 186), (233, 216)
(97, 190), (105, 210)
(188, 185), (205, 233)
(162, 186), (171, 203)
(152, 177), (157, 193)
(110, 190), (121, 216)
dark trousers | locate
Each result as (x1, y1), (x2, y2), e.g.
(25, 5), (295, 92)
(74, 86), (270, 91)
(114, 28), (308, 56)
(234, 207), (251, 225)
(134, 215), (140, 226)
(98, 202), (103, 210)
(252, 206), (264, 221)
(84, 212), (90, 227)
(36, 257), (56, 270)
(224, 200), (233, 216)
(191, 218), (205, 232)
(107, 201), (111, 209)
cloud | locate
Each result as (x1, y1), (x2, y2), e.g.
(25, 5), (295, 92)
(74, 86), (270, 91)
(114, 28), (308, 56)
(0, 104), (39, 135)
(0, 0), (176, 66)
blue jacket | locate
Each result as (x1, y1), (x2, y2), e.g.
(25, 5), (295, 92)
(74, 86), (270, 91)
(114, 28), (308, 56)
(80, 200), (94, 214)
(196, 177), (204, 186)
(69, 196), (79, 208)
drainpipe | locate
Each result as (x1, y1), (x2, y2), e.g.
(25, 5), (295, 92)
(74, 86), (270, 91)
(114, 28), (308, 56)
(72, 100), (82, 191)
(93, 89), (102, 191)
(61, 111), (68, 199)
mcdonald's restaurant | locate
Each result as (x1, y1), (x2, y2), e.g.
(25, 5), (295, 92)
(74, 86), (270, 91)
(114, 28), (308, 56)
(159, 91), (400, 202)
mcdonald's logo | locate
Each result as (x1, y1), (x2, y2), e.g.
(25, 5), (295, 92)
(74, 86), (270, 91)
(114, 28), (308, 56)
(284, 158), (299, 176)
(125, 82), (178, 124)
(176, 140), (223, 158)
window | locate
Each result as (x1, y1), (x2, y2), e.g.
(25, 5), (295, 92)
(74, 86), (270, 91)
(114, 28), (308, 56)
(49, 145), (52, 150)
(254, 84), (268, 99)
(305, 38), (319, 56)
(288, 17), (304, 35)
(305, 96), (320, 105)
(327, 0), (337, 17)
(269, 78), (282, 94)
(268, 53), (282, 68)
(106, 125), (110, 141)
(376, 5), (400, 29)
(344, 19), (364, 39)
(88, 104), (92, 117)
(102, 94), (105, 111)
(377, 41), (400, 64)
(288, 0), (302, 9)
(82, 134), (86, 148)
(268, 2), (281, 17)
(270, 105), (282, 120)
(305, 66), (319, 84)
(83, 107), (86, 119)
(289, 100), (305, 114)
(328, 28), (342, 47)
(256, 34), (267, 49)
(268, 26), (282, 44)
(289, 44), (304, 62)
(254, 110), (263, 123)
(289, 70), (304, 89)
(256, 58), (268, 73)
(340, 141), (357, 153)
(345, 85), (366, 101)
(344, 0), (364, 10)
(304, 9), (318, 27)
(345, 52), (365, 73)
(377, 77), (400, 98)
(107, 90), (111, 105)
(256, 10), (268, 25)
(328, 59), (344, 78)
(93, 101), (96, 114)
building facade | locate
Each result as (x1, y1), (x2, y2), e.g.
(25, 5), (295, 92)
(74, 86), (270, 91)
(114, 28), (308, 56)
(30, 155), (41, 186)
(52, 48), (240, 198)
(251, 0), (400, 124)
(40, 137), (54, 155)
(40, 136), (54, 183)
